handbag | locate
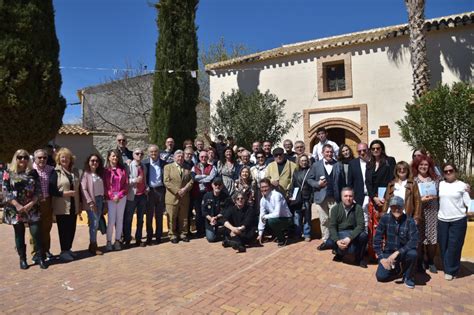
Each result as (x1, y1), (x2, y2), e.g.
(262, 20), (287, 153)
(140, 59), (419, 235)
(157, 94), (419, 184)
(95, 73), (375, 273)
(289, 169), (310, 211)
(98, 215), (107, 235)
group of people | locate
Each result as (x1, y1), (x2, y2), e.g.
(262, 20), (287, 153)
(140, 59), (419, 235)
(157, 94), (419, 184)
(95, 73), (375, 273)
(1, 128), (471, 290)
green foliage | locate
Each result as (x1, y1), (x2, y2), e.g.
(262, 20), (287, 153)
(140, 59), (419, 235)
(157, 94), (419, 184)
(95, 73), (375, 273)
(396, 82), (473, 175)
(150, 0), (199, 147)
(211, 89), (301, 149)
(0, 0), (66, 161)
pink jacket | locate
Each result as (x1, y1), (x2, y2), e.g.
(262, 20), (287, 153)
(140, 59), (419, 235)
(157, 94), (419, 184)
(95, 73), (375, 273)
(104, 167), (128, 200)
(80, 171), (105, 205)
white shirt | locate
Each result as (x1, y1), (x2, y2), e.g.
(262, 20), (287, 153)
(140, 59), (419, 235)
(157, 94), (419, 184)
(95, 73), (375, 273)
(438, 180), (470, 222)
(323, 159), (333, 175)
(312, 140), (340, 161)
(393, 180), (407, 201)
(359, 158), (368, 194)
(258, 190), (292, 235)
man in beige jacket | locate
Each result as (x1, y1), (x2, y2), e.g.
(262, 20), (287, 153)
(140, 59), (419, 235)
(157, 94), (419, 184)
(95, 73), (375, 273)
(265, 147), (297, 197)
(164, 150), (194, 243)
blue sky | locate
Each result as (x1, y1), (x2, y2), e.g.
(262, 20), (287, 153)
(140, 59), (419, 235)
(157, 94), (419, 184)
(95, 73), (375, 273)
(53, 0), (473, 123)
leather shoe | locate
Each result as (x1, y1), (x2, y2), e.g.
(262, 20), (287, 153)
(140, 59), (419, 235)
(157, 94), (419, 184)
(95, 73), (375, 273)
(39, 259), (48, 269)
(332, 254), (343, 262)
(20, 260), (29, 270)
(181, 237), (190, 242)
(170, 238), (179, 244)
(317, 242), (330, 251)
(359, 259), (368, 268)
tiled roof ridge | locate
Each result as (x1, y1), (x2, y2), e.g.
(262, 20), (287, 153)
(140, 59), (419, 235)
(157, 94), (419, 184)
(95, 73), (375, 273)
(206, 11), (473, 70)
(58, 124), (91, 135)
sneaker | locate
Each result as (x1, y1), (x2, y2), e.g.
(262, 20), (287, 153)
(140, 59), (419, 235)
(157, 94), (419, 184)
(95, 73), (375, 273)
(304, 237), (311, 242)
(428, 264), (438, 274)
(444, 274), (454, 281)
(59, 251), (74, 262)
(45, 251), (54, 260)
(105, 242), (113, 252)
(113, 241), (122, 251)
(404, 278), (415, 289)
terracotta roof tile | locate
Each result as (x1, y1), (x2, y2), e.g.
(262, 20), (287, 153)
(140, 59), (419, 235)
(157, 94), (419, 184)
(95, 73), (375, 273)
(58, 124), (90, 135)
(206, 11), (473, 70)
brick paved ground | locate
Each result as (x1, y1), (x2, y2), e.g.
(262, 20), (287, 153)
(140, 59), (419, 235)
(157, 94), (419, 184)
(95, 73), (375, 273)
(0, 223), (473, 314)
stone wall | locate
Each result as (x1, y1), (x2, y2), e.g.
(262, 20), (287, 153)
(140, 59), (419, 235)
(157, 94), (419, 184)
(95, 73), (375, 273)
(92, 132), (149, 160)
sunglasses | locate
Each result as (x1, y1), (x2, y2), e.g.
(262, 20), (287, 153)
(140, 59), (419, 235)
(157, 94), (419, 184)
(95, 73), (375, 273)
(36, 156), (47, 160)
(134, 152), (143, 156)
(274, 153), (283, 157)
(90, 159), (99, 163)
(17, 155), (29, 161)
(371, 147), (381, 151)
(357, 149), (368, 153)
(443, 169), (454, 174)
(238, 149), (244, 152)
(397, 168), (407, 172)
(117, 139), (126, 143)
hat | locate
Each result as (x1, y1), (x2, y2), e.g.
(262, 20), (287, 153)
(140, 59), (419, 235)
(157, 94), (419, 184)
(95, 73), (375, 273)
(388, 196), (404, 209)
(212, 177), (224, 185)
(272, 147), (284, 156)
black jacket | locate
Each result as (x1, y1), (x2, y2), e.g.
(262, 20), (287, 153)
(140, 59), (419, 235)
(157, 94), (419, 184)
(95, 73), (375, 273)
(365, 156), (396, 201)
(347, 158), (366, 206)
(201, 191), (232, 218)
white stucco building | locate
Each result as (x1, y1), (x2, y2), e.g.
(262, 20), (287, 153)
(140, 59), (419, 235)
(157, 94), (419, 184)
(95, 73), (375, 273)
(207, 12), (473, 160)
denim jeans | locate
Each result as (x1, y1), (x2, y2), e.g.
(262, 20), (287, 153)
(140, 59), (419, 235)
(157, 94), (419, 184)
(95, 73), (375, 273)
(293, 200), (312, 238)
(86, 195), (104, 243)
(124, 194), (147, 243)
(326, 230), (368, 262)
(205, 221), (220, 242)
(376, 249), (417, 282)
(438, 217), (467, 276)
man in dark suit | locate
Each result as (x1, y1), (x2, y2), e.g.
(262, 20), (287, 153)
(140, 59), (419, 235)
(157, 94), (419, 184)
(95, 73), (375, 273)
(143, 144), (166, 245)
(347, 142), (370, 230)
(307, 144), (345, 250)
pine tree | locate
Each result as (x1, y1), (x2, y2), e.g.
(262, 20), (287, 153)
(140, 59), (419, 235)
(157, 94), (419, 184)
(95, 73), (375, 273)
(151, 0), (199, 148)
(0, 0), (66, 161)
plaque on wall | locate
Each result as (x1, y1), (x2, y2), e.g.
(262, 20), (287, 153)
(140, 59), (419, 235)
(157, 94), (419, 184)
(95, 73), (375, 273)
(378, 125), (390, 138)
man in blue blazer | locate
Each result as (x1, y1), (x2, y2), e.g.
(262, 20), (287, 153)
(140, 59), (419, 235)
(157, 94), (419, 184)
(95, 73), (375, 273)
(347, 143), (371, 230)
(143, 144), (166, 245)
(307, 144), (345, 250)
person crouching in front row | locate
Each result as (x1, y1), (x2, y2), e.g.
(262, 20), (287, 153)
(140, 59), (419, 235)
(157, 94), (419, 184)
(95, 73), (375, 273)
(374, 196), (418, 289)
(222, 192), (256, 253)
(257, 178), (293, 247)
(327, 187), (368, 268)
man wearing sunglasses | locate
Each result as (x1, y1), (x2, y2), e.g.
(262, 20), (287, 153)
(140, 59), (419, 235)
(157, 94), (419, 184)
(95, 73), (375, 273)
(31, 149), (54, 262)
(123, 148), (148, 247)
(347, 142), (371, 230)
(116, 133), (133, 164)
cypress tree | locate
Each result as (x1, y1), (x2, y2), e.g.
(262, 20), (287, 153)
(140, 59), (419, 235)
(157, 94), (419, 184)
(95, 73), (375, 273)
(151, 0), (199, 148)
(0, 0), (66, 161)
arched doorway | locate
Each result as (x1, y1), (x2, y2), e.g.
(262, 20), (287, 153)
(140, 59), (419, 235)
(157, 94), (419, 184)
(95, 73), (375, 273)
(309, 127), (361, 158)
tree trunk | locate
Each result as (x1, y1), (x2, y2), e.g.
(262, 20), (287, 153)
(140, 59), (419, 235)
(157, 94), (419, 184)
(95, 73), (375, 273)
(405, 0), (430, 99)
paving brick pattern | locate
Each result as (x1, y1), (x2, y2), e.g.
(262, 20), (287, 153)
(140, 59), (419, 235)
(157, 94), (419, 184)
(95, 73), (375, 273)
(0, 223), (472, 314)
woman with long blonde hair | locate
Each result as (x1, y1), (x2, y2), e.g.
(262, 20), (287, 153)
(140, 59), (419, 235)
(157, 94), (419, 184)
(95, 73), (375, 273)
(2, 149), (47, 269)
(49, 147), (81, 262)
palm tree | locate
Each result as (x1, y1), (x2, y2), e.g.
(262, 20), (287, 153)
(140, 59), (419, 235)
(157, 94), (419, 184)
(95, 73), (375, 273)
(405, 0), (430, 99)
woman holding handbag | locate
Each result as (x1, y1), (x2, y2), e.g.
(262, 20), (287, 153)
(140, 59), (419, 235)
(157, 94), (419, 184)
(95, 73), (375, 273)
(289, 154), (313, 241)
